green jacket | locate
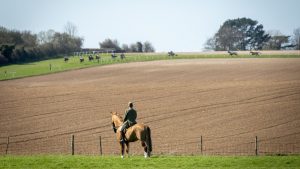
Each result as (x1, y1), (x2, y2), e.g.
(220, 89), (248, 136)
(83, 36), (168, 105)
(124, 108), (137, 126)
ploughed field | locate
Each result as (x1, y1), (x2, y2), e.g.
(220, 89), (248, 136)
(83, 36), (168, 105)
(0, 58), (299, 155)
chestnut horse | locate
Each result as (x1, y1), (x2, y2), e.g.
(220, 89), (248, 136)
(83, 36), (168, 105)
(111, 112), (152, 158)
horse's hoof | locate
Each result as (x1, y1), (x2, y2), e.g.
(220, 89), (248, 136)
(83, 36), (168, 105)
(121, 155), (124, 159)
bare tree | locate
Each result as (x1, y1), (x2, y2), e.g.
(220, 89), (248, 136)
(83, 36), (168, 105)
(38, 29), (55, 44)
(203, 37), (216, 51)
(267, 30), (282, 37)
(37, 31), (46, 44)
(293, 28), (300, 50)
(64, 22), (78, 37)
(263, 30), (290, 50)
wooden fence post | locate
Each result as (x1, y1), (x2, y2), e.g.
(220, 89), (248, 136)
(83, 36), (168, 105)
(5, 137), (9, 155)
(99, 136), (102, 156)
(71, 135), (75, 155)
(200, 136), (203, 155)
(255, 136), (258, 156)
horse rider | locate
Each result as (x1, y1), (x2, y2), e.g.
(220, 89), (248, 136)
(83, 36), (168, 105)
(120, 102), (137, 143)
(120, 53), (125, 59)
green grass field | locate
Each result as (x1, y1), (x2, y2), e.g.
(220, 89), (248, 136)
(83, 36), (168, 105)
(1, 53), (300, 81)
(0, 155), (299, 169)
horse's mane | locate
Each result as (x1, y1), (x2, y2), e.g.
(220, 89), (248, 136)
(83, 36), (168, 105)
(111, 112), (123, 122)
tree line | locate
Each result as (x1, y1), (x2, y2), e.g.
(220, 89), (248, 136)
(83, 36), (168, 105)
(1, 18), (299, 65)
(204, 17), (300, 51)
(99, 39), (155, 53)
(0, 23), (83, 65)
(0, 23), (156, 65)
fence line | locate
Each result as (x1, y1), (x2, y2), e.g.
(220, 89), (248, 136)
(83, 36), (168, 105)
(0, 135), (299, 156)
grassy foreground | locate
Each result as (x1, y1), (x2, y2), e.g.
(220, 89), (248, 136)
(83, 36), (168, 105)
(0, 53), (300, 80)
(0, 155), (299, 169)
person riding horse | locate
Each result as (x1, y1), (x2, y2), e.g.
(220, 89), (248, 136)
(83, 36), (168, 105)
(120, 102), (137, 143)
(111, 110), (152, 158)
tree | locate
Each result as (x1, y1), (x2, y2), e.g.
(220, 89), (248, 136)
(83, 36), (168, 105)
(37, 29), (55, 44)
(122, 44), (129, 52)
(292, 27), (300, 50)
(0, 44), (15, 62)
(99, 38), (121, 51)
(98, 39), (155, 53)
(0, 25), (83, 65)
(143, 41), (155, 52)
(0, 27), (25, 45)
(136, 41), (143, 52)
(21, 31), (37, 47)
(265, 36), (289, 50)
(249, 24), (271, 50)
(205, 18), (270, 51)
(52, 32), (83, 54)
(263, 30), (290, 50)
(129, 43), (137, 52)
(0, 26), (11, 44)
(203, 37), (216, 50)
(64, 22), (78, 37)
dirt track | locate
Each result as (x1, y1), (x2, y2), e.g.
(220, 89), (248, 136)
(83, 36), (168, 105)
(0, 58), (300, 155)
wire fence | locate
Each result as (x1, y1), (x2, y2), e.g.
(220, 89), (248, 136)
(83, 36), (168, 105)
(0, 135), (299, 156)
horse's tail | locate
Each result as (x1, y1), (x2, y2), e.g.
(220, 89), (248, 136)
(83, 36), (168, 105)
(145, 126), (152, 152)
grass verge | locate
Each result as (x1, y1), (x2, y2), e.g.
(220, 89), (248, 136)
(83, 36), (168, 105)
(0, 53), (300, 81)
(0, 155), (300, 169)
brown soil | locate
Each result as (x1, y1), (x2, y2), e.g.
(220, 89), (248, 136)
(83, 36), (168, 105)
(0, 58), (299, 155)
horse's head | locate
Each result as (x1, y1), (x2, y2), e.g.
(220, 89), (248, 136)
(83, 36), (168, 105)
(111, 112), (123, 133)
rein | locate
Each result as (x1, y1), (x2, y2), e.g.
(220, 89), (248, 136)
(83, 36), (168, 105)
(112, 114), (123, 133)
(112, 122), (118, 133)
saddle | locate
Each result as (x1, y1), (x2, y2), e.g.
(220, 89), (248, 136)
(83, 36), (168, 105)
(119, 123), (134, 143)
(122, 122), (137, 134)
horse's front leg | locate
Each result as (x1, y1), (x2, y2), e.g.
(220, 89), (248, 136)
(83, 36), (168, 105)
(120, 142), (125, 158)
(125, 142), (130, 157)
(142, 141), (148, 158)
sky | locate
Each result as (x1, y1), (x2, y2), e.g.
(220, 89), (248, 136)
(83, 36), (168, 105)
(0, 0), (300, 52)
